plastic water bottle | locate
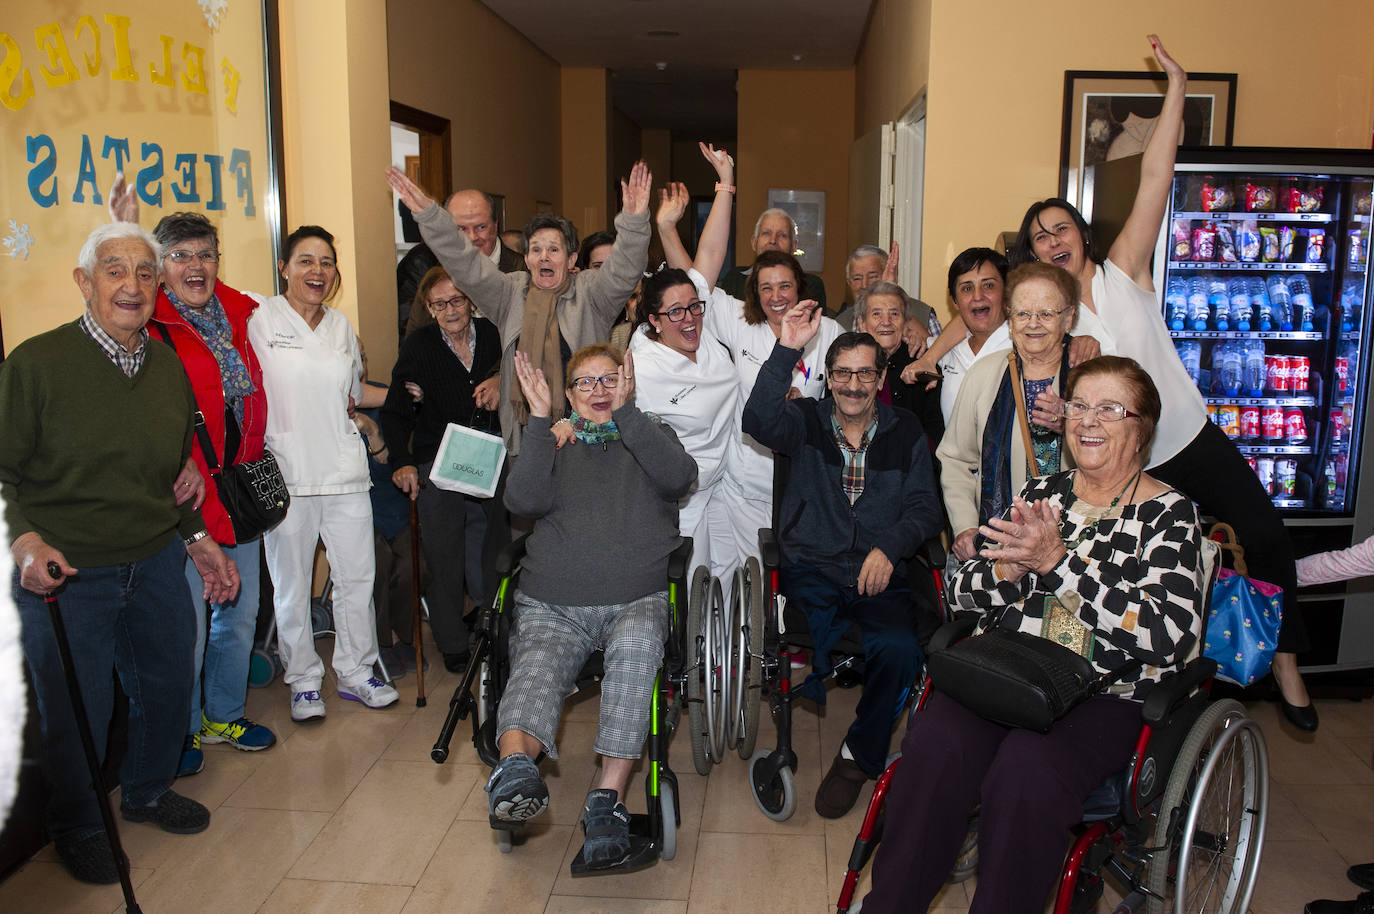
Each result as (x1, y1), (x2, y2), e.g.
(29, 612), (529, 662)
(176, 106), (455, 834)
(1174, 340), (1203, 389)
(1216, 341), (1243, 396)
(1188, 277), (1210, 331)
(1340, 278), (1361, 332)
(1209, 278), (1230, 330)
(1243, 340), (1266, 397)
(1228, 278), (1253, 331)
(1266, 276), (1293, 332)
(1288, 276), (1315, 331)
(1166, 276), (1188, 331)
(1250, 278), (1274, 332)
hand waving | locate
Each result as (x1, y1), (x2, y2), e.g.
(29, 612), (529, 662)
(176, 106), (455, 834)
(1148, 34), (1185, 83)
(699, 142), (734, 184)
(779, 300), (822, 351)
(386, 167), (436, 215)
(657, 182), (689, 227)
(513, 350), (552, 418)
(622, 162), (652, 216)
(882, 241), (900, 283)
(108, 173), (139, 224)
(610, 350), (636, 412)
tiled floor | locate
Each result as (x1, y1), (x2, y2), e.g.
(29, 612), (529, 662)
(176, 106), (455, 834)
(2, 634), (1371, 913)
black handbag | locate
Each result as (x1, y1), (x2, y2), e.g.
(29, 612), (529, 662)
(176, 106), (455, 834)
(192, 411), (290, 542)
(927, 624), (1141, 733)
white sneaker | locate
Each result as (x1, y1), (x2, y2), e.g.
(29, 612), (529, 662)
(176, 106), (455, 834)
(338, 676), (399, 709)
(291, 690), (326, 722)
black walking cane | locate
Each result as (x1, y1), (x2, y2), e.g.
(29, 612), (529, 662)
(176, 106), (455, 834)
(43, 562), (142, 913)
(408, 494), (427, 708)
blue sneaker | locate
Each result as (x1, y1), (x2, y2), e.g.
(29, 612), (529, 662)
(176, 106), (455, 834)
(177, 733), (203, 777)
(485, 753), (549, 829)
(201, 715), (277, 751)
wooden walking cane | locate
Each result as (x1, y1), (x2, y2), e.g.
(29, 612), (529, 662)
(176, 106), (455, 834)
(409, 493), (427, 708)
(44, 562), (143, 913)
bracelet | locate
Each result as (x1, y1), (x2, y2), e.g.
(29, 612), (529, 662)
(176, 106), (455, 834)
(714, 182), (736, 194)
(184, 529), (210, 548)
(553, 417), (571, 427)
(369, 446), (385, 456)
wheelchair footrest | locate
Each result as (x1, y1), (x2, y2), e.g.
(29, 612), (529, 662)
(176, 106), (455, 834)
(570, 823), (659, 876)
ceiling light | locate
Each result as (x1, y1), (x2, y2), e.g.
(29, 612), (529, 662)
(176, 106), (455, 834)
(646, 29), (680, 39)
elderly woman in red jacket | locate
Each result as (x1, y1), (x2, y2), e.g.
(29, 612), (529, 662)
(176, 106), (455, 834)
(148, 212), (277, 776)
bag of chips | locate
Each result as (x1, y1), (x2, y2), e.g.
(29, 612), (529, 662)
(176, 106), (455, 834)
(1305, 228), (1326, 264)
(1171, 219), (1192, 261)
(1260, 226), (1279, 262)
(1202, 181), (1235, 213)
(1287, 187), (1324, 214)
(1238, 220), (1261, 263)
(1217, 224), (1238, 263)
(1246, 183), (1276, 212)
(1280, 225), (1296, 262)
(1192, 225), (1216, 262)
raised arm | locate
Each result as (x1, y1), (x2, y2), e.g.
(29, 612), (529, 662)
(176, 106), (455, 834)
(690, 143), (736, 288)
(740, 301), (821, 455)
(1108, 35), (1187, 287)
(503, 352), (557, 518)
(656, 182), (692, 271)
(583, 162), (653, 325)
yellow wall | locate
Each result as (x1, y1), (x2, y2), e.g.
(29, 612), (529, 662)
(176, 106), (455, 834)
(560, 67), (611, 238)
(279, 0), (394, 370)
(737, 68), (855, 301)
(854, 0), (931, 137)
(856, 0), (1374, 313)
(385, 0), (560, 234)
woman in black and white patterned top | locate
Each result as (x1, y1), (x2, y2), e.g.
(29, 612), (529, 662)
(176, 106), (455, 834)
(864, 356), (1207, 914)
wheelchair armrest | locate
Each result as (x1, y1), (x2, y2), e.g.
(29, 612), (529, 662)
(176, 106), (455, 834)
(927, 615), (979, 655)
(758, 528), (780, 570)
(668, 537), (693, 585)
(1141, 657), (1218, 726)
(494, 533), (531, 578)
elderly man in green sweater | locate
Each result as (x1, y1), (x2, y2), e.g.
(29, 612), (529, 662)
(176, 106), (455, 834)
(1, 221), (238, 885)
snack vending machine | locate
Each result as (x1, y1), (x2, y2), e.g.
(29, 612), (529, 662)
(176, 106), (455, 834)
(1086, 148), (1374, 672)
(1149, 150), (1372, 516)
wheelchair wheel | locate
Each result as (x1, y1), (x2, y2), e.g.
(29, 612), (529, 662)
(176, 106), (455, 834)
(1144, 698), (1268, 914)
(310, 597), (334, 637)
(686, 567), (713, 776)
(705, 575), (731, 763)
(473, 659), (501, 769)
(749, 749), (797, 822)
(949, 813), (979, 883)
(495, 829), (513, 854)
(248, 647), (277, 688)
(737, 557), (765, 760)
(658, 780), (678, 861)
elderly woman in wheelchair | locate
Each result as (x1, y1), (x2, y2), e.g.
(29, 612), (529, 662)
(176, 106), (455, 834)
(863, 356), (1211, 913)
(482, 343), (697, 869)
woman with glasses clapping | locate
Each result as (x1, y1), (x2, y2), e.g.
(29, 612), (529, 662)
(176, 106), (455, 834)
(937, 263), (1112, 563)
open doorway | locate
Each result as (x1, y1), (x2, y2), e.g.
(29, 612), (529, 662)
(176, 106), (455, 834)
(389, 101), (452, 261)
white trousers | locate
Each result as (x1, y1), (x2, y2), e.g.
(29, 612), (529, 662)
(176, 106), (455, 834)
(264, 491), (378, 690)
(696, 475), (770, 604)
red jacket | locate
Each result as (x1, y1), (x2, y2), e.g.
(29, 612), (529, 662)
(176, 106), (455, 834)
(149, 282), (267, 545)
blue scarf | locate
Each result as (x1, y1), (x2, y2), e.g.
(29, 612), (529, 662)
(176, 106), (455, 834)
(166, 286), (255, 422)
(569, 411), (620, 445)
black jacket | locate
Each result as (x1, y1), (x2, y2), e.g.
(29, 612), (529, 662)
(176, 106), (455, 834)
(397, 242), (526, 338)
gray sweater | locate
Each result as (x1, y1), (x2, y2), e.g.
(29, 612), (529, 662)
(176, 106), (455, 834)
(506, 409), (697, 606)
(417, 203), (649, 455)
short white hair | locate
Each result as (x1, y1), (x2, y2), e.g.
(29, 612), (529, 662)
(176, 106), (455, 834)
(846, 244), (888, 272)
(77, 222), (161, 276)
(752, 208), (797, 245)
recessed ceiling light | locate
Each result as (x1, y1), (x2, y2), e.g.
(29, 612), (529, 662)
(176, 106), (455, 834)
(646, 29), (680, 39)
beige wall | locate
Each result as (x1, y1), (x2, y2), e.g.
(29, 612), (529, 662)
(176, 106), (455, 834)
(560, 68), (611, 239)
(386, 0), (560, 235)
(856, 0), (1374, 313)
(280, 0), (394, 369)
(737, 68), (856, 302)
(854, 0), (932, 137)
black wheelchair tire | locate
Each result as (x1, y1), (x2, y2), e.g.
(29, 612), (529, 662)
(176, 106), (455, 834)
(686, 567), (713, 776)
(749, 749), (797, 822)
(737, 557), (765, 760)
(658, 780), (678, 861)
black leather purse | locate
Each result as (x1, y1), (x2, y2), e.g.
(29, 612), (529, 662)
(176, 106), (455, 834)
(927, 623), (1141, 733)
(192, 411), (290, 543)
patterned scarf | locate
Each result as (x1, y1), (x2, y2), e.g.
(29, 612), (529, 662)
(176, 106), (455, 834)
(568, 411), (620, 445)
(166, 286), (255, 422)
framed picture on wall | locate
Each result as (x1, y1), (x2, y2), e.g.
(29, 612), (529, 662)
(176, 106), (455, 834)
(1059, 70), (1237, 211)
(766, 189), (826, 273)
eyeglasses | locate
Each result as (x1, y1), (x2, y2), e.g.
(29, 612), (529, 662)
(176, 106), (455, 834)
(830, 367), (882, 384)
(1062, 400), (1140, 422)
(167, 250), (219, 264)
(656, 301), (705, 322)
(571, 375), (620, 392)
(428, 296), (468, 311)
(1010, 306), (1070, 325)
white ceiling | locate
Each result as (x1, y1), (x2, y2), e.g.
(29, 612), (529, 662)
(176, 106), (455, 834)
(478, 0), (877, 134)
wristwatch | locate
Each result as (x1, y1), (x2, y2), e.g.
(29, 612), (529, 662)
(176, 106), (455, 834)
(184, 529), (210, 548)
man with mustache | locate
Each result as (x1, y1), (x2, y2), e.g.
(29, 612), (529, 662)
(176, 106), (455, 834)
(742, 301), (942, 819)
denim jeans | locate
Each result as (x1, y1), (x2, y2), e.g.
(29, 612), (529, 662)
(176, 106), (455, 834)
(185, 538), (261, 732)
(15, 534), (195, 843)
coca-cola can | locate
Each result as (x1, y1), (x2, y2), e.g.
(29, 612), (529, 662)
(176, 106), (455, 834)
(1239, 405), (1262, 440)
(1255, 456), (1276, 494)
(1217, 405), (1241, 439)
(1284, 407), (1308, 444)
(1262, 406), (1286, 441)
(1336, 356), (1350, 394)
(1245, 456), (1258, 472)
(1266, 354), (1291, 394)
(1291, 355), (1310, 394)
(1276, 459), (1297, 496)
(1331, 407), (1346, 444)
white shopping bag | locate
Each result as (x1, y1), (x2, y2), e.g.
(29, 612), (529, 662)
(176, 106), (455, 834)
(428, 423), (506, 497)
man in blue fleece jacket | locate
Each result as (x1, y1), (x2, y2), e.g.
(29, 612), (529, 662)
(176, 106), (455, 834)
(743, 300), (942, 819)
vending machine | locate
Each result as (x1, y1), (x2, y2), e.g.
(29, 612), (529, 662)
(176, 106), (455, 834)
(1085, 147), (1374, 672)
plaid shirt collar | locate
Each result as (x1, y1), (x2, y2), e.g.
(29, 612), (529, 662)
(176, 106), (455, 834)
(79, 310), (148, 378)
(830, 405), (878, 505)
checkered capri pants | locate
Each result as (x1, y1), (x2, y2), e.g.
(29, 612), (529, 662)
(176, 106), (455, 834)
(497, 589), (668, 759)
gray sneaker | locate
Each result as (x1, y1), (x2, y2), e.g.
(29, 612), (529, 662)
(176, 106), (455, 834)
(485, 752), (549, 829)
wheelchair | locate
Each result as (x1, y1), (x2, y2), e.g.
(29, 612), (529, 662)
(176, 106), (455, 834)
(429, 533), (693, 875)
(835, 541), (1270, 914)
(744, 454), (948, 821)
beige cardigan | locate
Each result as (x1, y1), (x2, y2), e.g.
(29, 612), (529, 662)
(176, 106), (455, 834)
(935, 347), (1069, 537)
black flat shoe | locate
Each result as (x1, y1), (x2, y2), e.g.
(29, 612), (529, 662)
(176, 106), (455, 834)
(1350, 863), (1374, 891)
(1281, 697), (1320, 732)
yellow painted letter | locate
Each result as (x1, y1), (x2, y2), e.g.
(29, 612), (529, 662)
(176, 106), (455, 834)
(75, 15), (101, 76)
(0, 33), (34, 111)
(149, 34), (174, 87)
(35, 23), (79, 89)
(181, 42), (207, 94)
(221, 57), (240, 114)
(106, 14), (137, 81)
